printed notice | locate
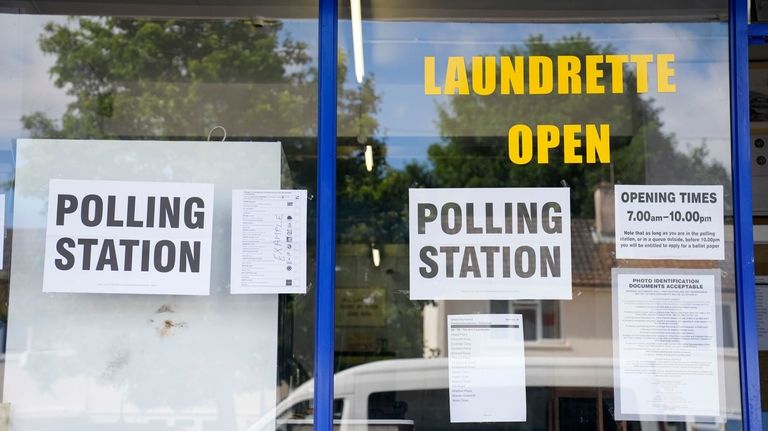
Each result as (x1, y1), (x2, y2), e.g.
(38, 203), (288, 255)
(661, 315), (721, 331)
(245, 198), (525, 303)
(448, 314), (526, 423)
(43, 179), (214, 295)
(231, 190), (307, 294)
(409, 188), (571, 300)
(614, 185), (724, 260)
(612, 268), (725, 422)
(756, 276), (768, 350)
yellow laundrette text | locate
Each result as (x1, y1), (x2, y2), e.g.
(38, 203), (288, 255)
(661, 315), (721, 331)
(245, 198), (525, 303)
(424, 54), (676, 96)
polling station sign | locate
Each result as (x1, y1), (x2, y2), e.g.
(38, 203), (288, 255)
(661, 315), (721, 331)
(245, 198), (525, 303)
(43, 179), (214, 295)
(409, 188), (572, 300)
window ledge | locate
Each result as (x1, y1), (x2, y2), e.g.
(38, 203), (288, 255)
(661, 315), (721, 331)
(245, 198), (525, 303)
(524, 340), (572, 350)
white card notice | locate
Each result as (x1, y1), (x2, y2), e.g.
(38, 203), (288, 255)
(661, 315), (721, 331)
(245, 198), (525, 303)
(231, 190), (307, 294)
(612, 268), (725, 422)
(43, 179), (214, 295)
(409, 188), (572, 300)
(614, 185), (724, 260)
(448, 314), (526, 423)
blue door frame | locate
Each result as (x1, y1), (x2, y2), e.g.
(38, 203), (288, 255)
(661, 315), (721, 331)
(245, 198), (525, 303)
(313, 0), (763, 429)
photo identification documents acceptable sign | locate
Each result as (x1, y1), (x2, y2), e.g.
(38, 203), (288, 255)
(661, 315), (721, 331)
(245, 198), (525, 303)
(409, 187), (572, 300)
(448, 314), (526, 423)
(612, 268), (726, 422)
(231, 189), (307, 294)
(43, 179), (214, 295)
(614, 185), (724, 260)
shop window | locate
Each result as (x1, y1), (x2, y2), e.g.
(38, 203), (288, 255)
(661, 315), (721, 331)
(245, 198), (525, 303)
(336, 0), (739, 428)
(0, 2), (321, 430)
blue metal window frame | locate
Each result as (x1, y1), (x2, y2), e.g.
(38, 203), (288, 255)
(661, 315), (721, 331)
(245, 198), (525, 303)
(732, 0), (762, 430)
(314, 0), (337, 431)
(311, 1), (763, 430)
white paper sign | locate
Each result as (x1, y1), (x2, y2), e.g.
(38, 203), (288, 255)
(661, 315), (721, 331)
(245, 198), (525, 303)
(448, 314), (526, 423)
(231, 189), (307, 294)
(614, 185), (724, 260)
(612, 268), (725, 422)
(43, 179), (214, 295)
(409, 187), (571, 300)
(756, 276), (768, 351)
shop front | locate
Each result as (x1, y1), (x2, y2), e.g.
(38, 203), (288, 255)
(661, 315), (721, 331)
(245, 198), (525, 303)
(0, 0), (763, 430)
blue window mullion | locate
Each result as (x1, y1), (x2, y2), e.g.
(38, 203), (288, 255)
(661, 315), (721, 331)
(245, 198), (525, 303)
(730, 0), (762, 429)
(313, 0), (338, 430)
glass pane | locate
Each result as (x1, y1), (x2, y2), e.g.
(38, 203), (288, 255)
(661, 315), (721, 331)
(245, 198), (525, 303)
(0, 2), (318, 430)
(558, 397), (597, 431)
(512, 305), (538, 341)
(542, 300), (561, 339)
(336, 1), (739, 430)
(748, 43), (768, 429)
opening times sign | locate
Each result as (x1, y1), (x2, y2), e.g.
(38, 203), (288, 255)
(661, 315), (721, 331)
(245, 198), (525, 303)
(43, 179), (214, 295)
(409, 187), (572, 300)
(614, 185), (724, 260)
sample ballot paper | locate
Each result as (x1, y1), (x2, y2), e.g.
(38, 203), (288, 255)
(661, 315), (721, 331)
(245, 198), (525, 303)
(231, 190), (307, 294)
(612, 269), (725, 422)
(448, 314), (526, 423)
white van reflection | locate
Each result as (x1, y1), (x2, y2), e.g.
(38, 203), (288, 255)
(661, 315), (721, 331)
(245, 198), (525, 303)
(248, 356), (737, 431)
(248, 356), (614, 431)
